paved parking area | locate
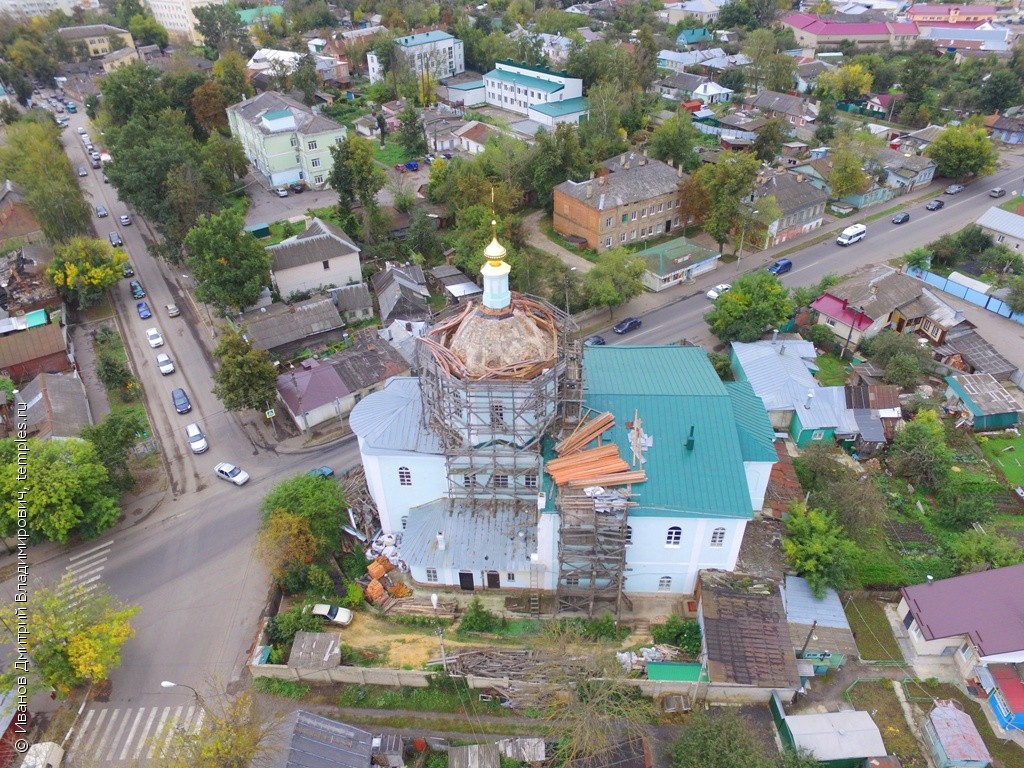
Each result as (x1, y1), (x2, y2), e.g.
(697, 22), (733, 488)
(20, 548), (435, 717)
(244, 177), (341, 226)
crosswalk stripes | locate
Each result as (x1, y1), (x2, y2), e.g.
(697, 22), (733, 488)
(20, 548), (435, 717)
(70, 704), (203, 765)
(62, 540), (113, 599)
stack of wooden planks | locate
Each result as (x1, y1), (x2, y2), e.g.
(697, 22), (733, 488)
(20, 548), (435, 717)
(547, 412), (647, 487)
(547, 445), (627, 485)
(555, 412), (615, 455)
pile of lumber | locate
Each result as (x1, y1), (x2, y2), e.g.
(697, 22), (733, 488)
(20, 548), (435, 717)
(555, 412), (615, 455)
(547, 445), (627, 485)
(387, 581), (412, 598)
(367, 555), (394, 581)
(546, 413), (647, 487)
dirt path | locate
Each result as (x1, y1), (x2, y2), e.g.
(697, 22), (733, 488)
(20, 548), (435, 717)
(521, 210), (596, 272)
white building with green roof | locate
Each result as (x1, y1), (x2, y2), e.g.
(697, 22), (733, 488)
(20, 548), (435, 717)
(484, 60), (584, 119)
(367, 30), (465, 85)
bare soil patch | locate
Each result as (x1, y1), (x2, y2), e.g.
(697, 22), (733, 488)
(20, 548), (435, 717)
(338, 613), (488, 668)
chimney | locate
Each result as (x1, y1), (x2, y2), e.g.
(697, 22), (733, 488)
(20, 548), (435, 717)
(685, 425), (695, 451)
(624, 158), (631, 170)
(804, 391), (814, 409)
(586, 183), (594, 199)
(771, 329), (779, 342)
(436, 532), (446, 550)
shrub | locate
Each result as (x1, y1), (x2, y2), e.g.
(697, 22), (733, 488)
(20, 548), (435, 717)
(804, 323), (837, 353)
(339, 551), (368, 581)
(936, 473), (999, 530)
(651, 614), (702, 655)
(251, 677), (310, 699)
(266, 603), (322, 648)
(458, 596), (501, 633)
(305, 563), (334, 598)
(279, 563), (311, 595)
(557, 613), (630, 642)
(948, 530), (1024, 573)
(340, 582), (365, 609)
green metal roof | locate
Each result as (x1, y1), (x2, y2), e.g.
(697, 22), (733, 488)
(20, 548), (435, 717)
(530, 96), (589, 117)
(237, 5), (283, 23)
(484, 68), (564, 93)
(944, 376), (983, 417)
(447, 80), (484, 91)
(724, 381), (778, 462)
(637, 237), (719, 278)
(647, 662), (708, 682)
(264, 109), (292, 120)
(582, 346), (758, 519)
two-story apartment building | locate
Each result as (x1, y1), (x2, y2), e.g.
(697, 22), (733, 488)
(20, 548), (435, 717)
(905, 3), (997, 24)
(226, 91), (347, 189)
(747, 171), (828, 247)
(483, 60), (584, 117)
(552, 153), (685, 252)
(367, 30), (464, 85)
(57, 25), (135, 58)
(780, 13), (919, 49)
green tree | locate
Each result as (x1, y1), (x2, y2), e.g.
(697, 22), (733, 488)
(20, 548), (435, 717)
(0, 574), (137, 698)
(829, 148), (871, 198)
(705, 270), (793, 343)
(782, 502), (858, 597)
(257, 511), (319, 588)
(46, 237), (126, 308)
(530, 123), (593, 209)
(816, 63), (873, 102)
(129, 13), (169, 48)
(99, 61), (168, 126)
(396, 103), (428, 158)
(889, 410), (952, 490)
(647, 110), (702, 172)
(751, 117), (789, 163)
(579, 80), (625, 160)
(651, 614), (702, 655)
(670, 709), (776, 768)
(0, 439), (120, 543)
(210, 326), (279, 411)
(184, 209), (271, 313)
(260, 473), (347, 553)
(924, 123), (998, 181)
(742, 28), (779, 91)
(8, 37), (57, 83)
(191, 80), (229, 134)
(82, 409), (148, 493)
(193, 3), (250, 53)
(979, 68), (1022, 114)
(292, 54), (319, 106)
(327, 134), (387, 243)
(212, 50), (253, 103)
(1006, 275), (1024, 314)
(937, 472), (1000, 530)
(948, 530), (1024, 574)
(692, 151), (761, 253)
(902, 246), (932, 271)
(716, 0), (756, 29)
(581, 247), (646, 318)
(814, 99), (837, 143)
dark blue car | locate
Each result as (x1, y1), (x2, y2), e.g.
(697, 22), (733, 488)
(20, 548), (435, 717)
(137, 301), (152, 319)
(613, 317), (642, 334)
(766, 258), (793, 275)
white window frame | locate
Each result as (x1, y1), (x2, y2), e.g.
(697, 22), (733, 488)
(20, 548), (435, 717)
(666, 526), (682, 547)
(710, 527), (726, 547)
(426, 568), (438, 583)
(658, 576), (672, 592)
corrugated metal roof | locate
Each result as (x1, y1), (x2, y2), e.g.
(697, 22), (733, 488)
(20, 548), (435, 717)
(724, 381), (777, 462)
(731, 341), (818, 409)
(785, 711), (886, 761)
(945, 372), (1019, 417)
(348, 376), (444, 454)
(272, 711), (373, 768)
(583, 346), (758, 519)
(484, 67), (565, 92)
(927, 703), (991, 763)
(783, 575), (851, 628)
(977, 206), (1024, 240)
(530, 96), (589, 117)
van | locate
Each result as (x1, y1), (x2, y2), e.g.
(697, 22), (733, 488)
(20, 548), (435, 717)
(836, 223), (866, 246)
(766, 258), (793, 275)
(19, 741), (64, 767)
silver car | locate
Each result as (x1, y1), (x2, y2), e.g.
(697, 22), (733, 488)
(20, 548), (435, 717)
(185, 423), (208, 454)
(156, 352), (175, 375)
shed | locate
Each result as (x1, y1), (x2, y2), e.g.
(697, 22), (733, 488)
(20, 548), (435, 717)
(245, 222), (271, 239)
(922, 702), (991, 768)
(448, 742), (500, 768)
(772, 692), (887, 768)
(944, 373), (1020, 430)
(287, 631), (343, 670)
(782, 575), (859, 659)
(271, 711), (373, 768)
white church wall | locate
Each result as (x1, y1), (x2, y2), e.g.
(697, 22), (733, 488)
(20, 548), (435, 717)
(363, 451), (448, 534)
(744, 460), (774, 512)
(625, 517), (747, 594)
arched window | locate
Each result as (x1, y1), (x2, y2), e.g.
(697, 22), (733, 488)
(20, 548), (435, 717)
(658, 576), (672, 592)
(665, 526), (682, 547)
(401, 516), (408, 530)
(625, 525), (633, 545)
(398, 466), (411, 486)
(710, 527), (726, 547)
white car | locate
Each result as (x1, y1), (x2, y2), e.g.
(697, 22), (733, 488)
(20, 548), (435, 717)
(119, 214), (132, 226)
(156, 352), (175, 375)
(275, 187), (288, 197)
(706, 283), (731, 301)
(311, 604), (354, 626)
(145, 327), (164, 348)
(215, 462), (249, 486)
(185, 423), (208, 454)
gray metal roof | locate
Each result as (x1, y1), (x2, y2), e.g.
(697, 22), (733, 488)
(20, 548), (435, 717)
(555, 154), (682, 210)
(940, 329), (1016, 380)
(977, 206), (1024, 240)
(272, 710), (373, 768)
(333, 283), (372, 313)
(19, 372), (92, 439)
(400, 499), (538, 573)
(786, 711), (886, 761)
(851, 408), (886, 442)
(750, 89), (808, 118)
(783, 575), (851, 629)
(242, 297), (343, 351)
(753, 172), (827, 216)
(268, 217), (360, 271)
(228, 91), (346, 137)
(348, 376), (444, 454)
(328, 330), (411, 392)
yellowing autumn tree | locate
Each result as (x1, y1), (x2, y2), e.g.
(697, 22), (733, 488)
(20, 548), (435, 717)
(46, 237), (126, 308)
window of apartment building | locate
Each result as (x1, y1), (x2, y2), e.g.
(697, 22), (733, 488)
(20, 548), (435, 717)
(322, 260), (330, 270)
(314, 175), (324, 185)
(656, 224), (663, 234)
(710, 527), (726, 547)
(666, 526), (682, 546)
(605, 217), (612, 228)
(641, 207), (647, 217)
(620, 233), (626, 243)
(290, 137), (299, 147)
(605, 238), (612, 247)
(566, 575), (579, 586)
(658, 203), (664, 213)
(492, 474), (509, 488)
(622, 213), (629, 224)
(490, 403), (505, 426)
(311, 158), (321, 168)
(398, 466), (412, 485)
(630, 230), (636, 240)
(426, 568), (438, 582)
(658, 576), (672, 591)
(625, 525), (633, 545)
(524, 473), (538, 489)
(307, 140), (317, 151)
(631, 211), (637, 221)
(507, 572), (515, 582)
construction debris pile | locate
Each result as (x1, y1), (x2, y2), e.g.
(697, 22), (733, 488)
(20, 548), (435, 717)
(615, 646), (683, 673)
(546, 412), (647, 487)
(363, 556), (411, 607)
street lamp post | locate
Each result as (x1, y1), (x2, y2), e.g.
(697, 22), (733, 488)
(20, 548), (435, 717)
(161, 680), (206, 710)
(430, 594), (448, 672)
(736, 209), (759, 269)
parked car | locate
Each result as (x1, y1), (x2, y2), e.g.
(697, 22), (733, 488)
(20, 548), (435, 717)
(925, 199), (945, 211)
(90, 158), (101, 169)
(311, 604), (353, 626)
(130, 280), (145, 299)
(119, 214), (131, 226)
(166, 303), (180, 317)
(766, 258), (793, 275)
(944, 184), (965, 194)
(77, 126), (86, 135)
(613, 317), (642, 334)
(441, 152), (453, 160)
(274, 187), (288, 197)
(706, 283), (731, 300)
(109, 232), (123, 247)
(137, 301), (152, 319)
(214, 462), (249, 485)
(288, 182), (304, 193)
(185, 423), (208, 454)
(145, 327), (164, 348)
(102, 174), (109, 183)
(156, 352), (175, 375)
(95, 205), (108, 218)
(77, 166), (87, 177)
(583, 335), (606, 346)
(122, 263), (134, 277)
(171, 387), (192, 414)
(990, 187), (1007, 198)
(891, 212), (910, 224)
(404, 161), (419, 171)
(308, 466), (335, 478)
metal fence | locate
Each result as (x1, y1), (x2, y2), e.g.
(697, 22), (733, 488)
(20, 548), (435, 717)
(906, 267), (1024, 324)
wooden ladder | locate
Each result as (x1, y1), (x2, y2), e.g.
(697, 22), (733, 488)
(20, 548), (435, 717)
(528, 567), (541, 617)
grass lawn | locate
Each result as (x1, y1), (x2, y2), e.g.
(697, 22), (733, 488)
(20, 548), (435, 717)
(814, 353), (848, 386)
(845, 680), (926, 767)
(374, 142), (409, 167)
(844, 599), (905, 662)
(911, 680), (1024, 767)
(979, 434), (1024, 486)
(336, 683), (515, 716)
(538, 215), (598, 262)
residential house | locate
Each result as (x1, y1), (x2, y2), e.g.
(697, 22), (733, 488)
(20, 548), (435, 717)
(898, 565), (1024, 731)
(101, 46), (139, 73)
(893, 124), (945, 154)
(780, 14), (919, 49)
(240, 297), (345, 359)
(483, 61), (585, 119)
(636, 236), (720, 291)
(226, 92), (347, 189)
(367, 30), (465, 85)
(747, 171), (828, 247)
(697, 572), (802, 700)
(871, 147), (937, 192)
(16, 372), (92, 440)
(943, 373), (1020, 430)
(701, 52), (752, 75)
(371, 264), (431, 325)
(239, 5), (283, 26)
(922, 702), (992, 768)
(377, 319), (427, 367)
(845, 384), (902, 457)
(782, 574), (860, 659)
(422, 107), (468, 151)
(745, 90), (816, 127)
(810, 266), (972, 350)
(552, 153), (685, 252)
(934, 327), (1016, 381)
(429, 265), (482, 305)
(730, 339), (857, 447)
(918, 25), (1012, 51)
(656, 47), (729, 72)
(787, 155), (895, 209)
(246, 49), (348, 88)
(455, 121), (498, 154)
(676, 27), (713, 46)
(266, 217), (361, 299)
(794, 58), (834, 93)
(989, 113), (1024, 144)
(270, 710), (373, 768)
(0, 323), (70, 382)
(976, 206), (1024, 251)
(332, 283), (374, 324)
(662, 0), (722, 24)
(692, 81), (733, 104)
(651, 72), (709, 102)
(57, 25), (135, 57)
(534, 32), (575, 66)
(0, 686), (30, 768)
(865, 92), (903, 119)
(906, 4), (998, 24)
(771, 693), (887, 767)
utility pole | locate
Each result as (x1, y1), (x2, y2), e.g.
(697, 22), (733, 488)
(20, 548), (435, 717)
(736, 208), (759, 269)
